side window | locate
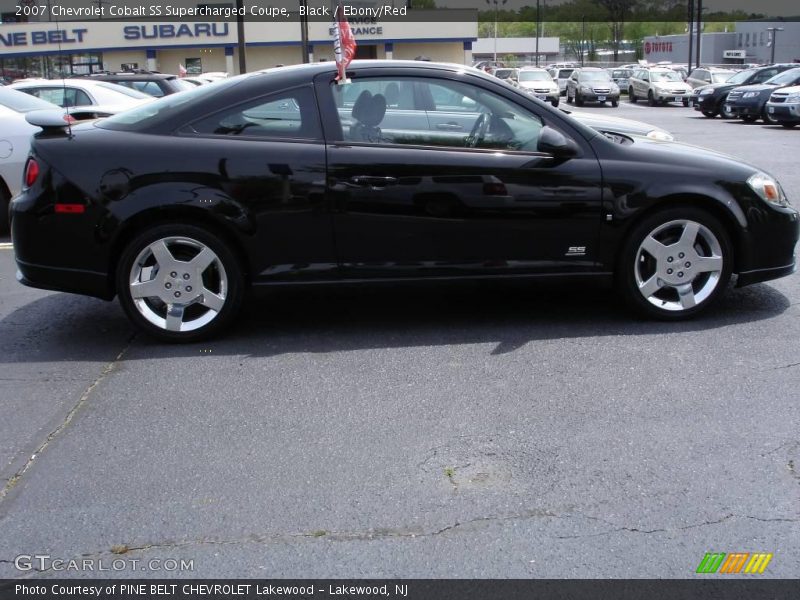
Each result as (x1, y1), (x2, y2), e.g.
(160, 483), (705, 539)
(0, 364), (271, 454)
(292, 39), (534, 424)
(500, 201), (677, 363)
(332, 76), (547, 152)
(754, 69), (777, 83)
(188, 87), (321, 140)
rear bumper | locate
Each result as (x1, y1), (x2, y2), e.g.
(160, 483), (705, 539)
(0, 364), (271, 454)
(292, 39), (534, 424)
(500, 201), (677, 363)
(15, 259), (113, 300)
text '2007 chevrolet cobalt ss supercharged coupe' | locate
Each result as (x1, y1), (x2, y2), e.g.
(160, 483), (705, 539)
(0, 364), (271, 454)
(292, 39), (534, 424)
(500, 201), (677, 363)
(11, 61), (799, 342)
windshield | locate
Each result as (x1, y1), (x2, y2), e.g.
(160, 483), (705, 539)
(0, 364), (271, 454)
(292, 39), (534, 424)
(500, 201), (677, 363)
(97, 77), (240, 131)
(494, 69), (514, 79)
(651, 71), (682, 82)
(95, 82), (151, 99)
(611, 70), (631, 78)
(712, 71), (734, 83)
(727, 69), (755, 84)
(766, 69), (800, 86)
(519, 70), (550, 82)
(0, 87), (57, 112)
(579, 71), (612, 82)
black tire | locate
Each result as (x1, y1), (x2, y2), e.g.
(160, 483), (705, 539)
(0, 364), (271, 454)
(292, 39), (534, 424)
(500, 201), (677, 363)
(763, 108), (779, 124)
(741, 115), (757, 123)
(566, 90), (572, 104)
(682, 98), (690, 107)
(701, 109), (718, 118)
(116, 223), (245, 342)
(781, 122), (797, 129)
(611, 99), (619, 107)
(551, 97), (559, 108)
(575, 92), (584, 107)
(616, 206), (733, 321)
(629, 88), (637, 103)
(0, 184), (9, 235)
(719, 101), (734, 119)
(647, 91), (656, 106)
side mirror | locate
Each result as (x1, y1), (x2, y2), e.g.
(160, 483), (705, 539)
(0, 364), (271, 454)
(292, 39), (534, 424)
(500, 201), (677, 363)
(538, 126), (579, 159)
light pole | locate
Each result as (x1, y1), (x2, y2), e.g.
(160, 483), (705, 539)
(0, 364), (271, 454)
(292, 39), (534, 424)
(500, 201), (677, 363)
(486, 0), (507, 64)
(535, 0), (540, 66)
(767, 27), (784, 64)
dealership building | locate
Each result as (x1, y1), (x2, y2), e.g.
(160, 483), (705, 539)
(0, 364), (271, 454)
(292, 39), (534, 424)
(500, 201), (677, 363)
(643, 21), (800, 66)
(0, 7), (478, 80)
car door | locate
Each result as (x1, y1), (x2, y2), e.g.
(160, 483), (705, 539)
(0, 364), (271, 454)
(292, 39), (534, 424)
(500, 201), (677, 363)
(314, 68), (604, 279)
(176, 85), (336, 282)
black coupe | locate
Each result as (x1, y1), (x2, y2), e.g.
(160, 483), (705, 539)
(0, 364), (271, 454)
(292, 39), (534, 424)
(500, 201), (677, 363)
(11, 61), (799, 341)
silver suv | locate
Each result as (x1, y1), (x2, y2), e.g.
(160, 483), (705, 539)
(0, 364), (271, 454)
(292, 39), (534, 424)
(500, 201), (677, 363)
(566, 68), (621, 107)
(628, 67), (693, 106)
(516, 68), (560, 106)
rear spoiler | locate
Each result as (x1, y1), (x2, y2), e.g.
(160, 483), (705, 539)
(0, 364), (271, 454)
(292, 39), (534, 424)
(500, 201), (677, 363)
(25, 109), (76, 135)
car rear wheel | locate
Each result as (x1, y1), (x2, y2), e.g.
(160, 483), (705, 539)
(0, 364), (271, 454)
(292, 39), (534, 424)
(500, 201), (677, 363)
(629, 88), (637, 103)
(617, 208), (732, 320)
(116, 224), (245, 342)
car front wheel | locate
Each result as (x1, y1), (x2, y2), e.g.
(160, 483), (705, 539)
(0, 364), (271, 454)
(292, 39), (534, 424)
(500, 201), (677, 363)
(629, 88), (637, 102)
(116, 224), (245, 342)
(617, 208), (732, 320)
(0, 185), (9, 235)
(701, 109), (718, 118)
(720, 102), (734, 119)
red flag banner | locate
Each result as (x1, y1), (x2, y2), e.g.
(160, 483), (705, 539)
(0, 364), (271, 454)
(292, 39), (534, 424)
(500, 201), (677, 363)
(333, 0), (357, 83)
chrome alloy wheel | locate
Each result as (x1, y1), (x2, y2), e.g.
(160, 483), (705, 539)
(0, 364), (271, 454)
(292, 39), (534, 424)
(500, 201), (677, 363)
(128, 236), (228, 332)
(634, 219), (724, 312)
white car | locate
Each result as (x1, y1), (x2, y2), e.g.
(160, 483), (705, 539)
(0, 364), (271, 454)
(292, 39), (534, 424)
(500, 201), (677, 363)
(0, 89), (70, 232)
(517, 68), (560, 106)
(628, 67), (693, 106)
(8, 79), (153, 114)
(765, 84), (800, 128)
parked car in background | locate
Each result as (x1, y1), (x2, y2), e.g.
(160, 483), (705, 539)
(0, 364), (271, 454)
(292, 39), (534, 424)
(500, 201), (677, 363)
(686, 67), (736, 89)
(564, 108), (674, 141)
(566, 68), (620, 107)
(725, 67), (800, 124)
(608, 68), (633, 93)
(547, 67), (576, 96)
(0, 88), (93, 233)
(493, 68), (520, 85)
(516, 68), (559, 106)
(628, 67), (693, 106)
(82, 71), (194, 96)
(9, 79), (154, 113)
(13, 61), (797, 341)
(765, 84), (800, 128)
(691, 64), (798, 118)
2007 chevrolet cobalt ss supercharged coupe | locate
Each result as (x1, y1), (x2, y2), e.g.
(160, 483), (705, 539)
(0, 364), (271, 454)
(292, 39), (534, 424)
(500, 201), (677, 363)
(11, 61), (799, 342)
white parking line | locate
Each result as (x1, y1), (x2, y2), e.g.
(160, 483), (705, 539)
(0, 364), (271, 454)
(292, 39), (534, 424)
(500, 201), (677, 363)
(0, 242), (13, 250)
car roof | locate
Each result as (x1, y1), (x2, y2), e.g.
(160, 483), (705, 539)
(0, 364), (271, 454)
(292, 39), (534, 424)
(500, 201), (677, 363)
(87, 72), (177, 80)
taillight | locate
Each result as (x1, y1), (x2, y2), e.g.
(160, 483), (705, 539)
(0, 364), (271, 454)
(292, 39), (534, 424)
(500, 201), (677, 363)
(23, 158), (39, 189)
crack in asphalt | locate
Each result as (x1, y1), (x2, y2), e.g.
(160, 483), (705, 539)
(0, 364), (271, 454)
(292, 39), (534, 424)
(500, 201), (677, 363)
(7, 509), (795, 572)
(0, 335), (136, 504)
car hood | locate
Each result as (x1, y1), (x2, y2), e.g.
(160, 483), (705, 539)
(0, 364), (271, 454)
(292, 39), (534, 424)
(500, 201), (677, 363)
(733, 83), (779, 94)
(695, 82), (735, 93)
(519, 81), (556, 89)
(567, 109), (669, 138)
(607, 135), (762, 181)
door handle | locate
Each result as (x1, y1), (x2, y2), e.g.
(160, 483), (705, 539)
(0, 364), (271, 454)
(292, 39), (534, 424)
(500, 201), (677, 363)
(436, 122), (464, 131)
(350, 176), (397, 188)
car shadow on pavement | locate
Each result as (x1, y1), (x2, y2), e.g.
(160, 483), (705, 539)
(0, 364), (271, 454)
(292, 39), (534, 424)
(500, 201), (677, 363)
(0, 279), (791, 363)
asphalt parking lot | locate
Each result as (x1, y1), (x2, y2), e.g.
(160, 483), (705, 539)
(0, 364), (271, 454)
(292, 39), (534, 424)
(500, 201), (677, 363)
(1, 101), (799, 579)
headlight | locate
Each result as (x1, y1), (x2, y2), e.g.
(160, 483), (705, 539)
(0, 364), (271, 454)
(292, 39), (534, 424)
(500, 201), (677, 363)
(747, 172), (789, 207)
(699, 88), (714, 95)
(580, 85), (592, 93)
(646, 130), (674, 142)
(743, 91), (758, 98)
(785, 93), (800, 104)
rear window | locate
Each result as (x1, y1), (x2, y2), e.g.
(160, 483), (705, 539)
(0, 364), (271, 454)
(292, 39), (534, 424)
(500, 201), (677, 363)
(95, 82), (151, 99)
(558, 69), (574, 78)
(0, 87), (57, 112)
(97, 77), (241, 131)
